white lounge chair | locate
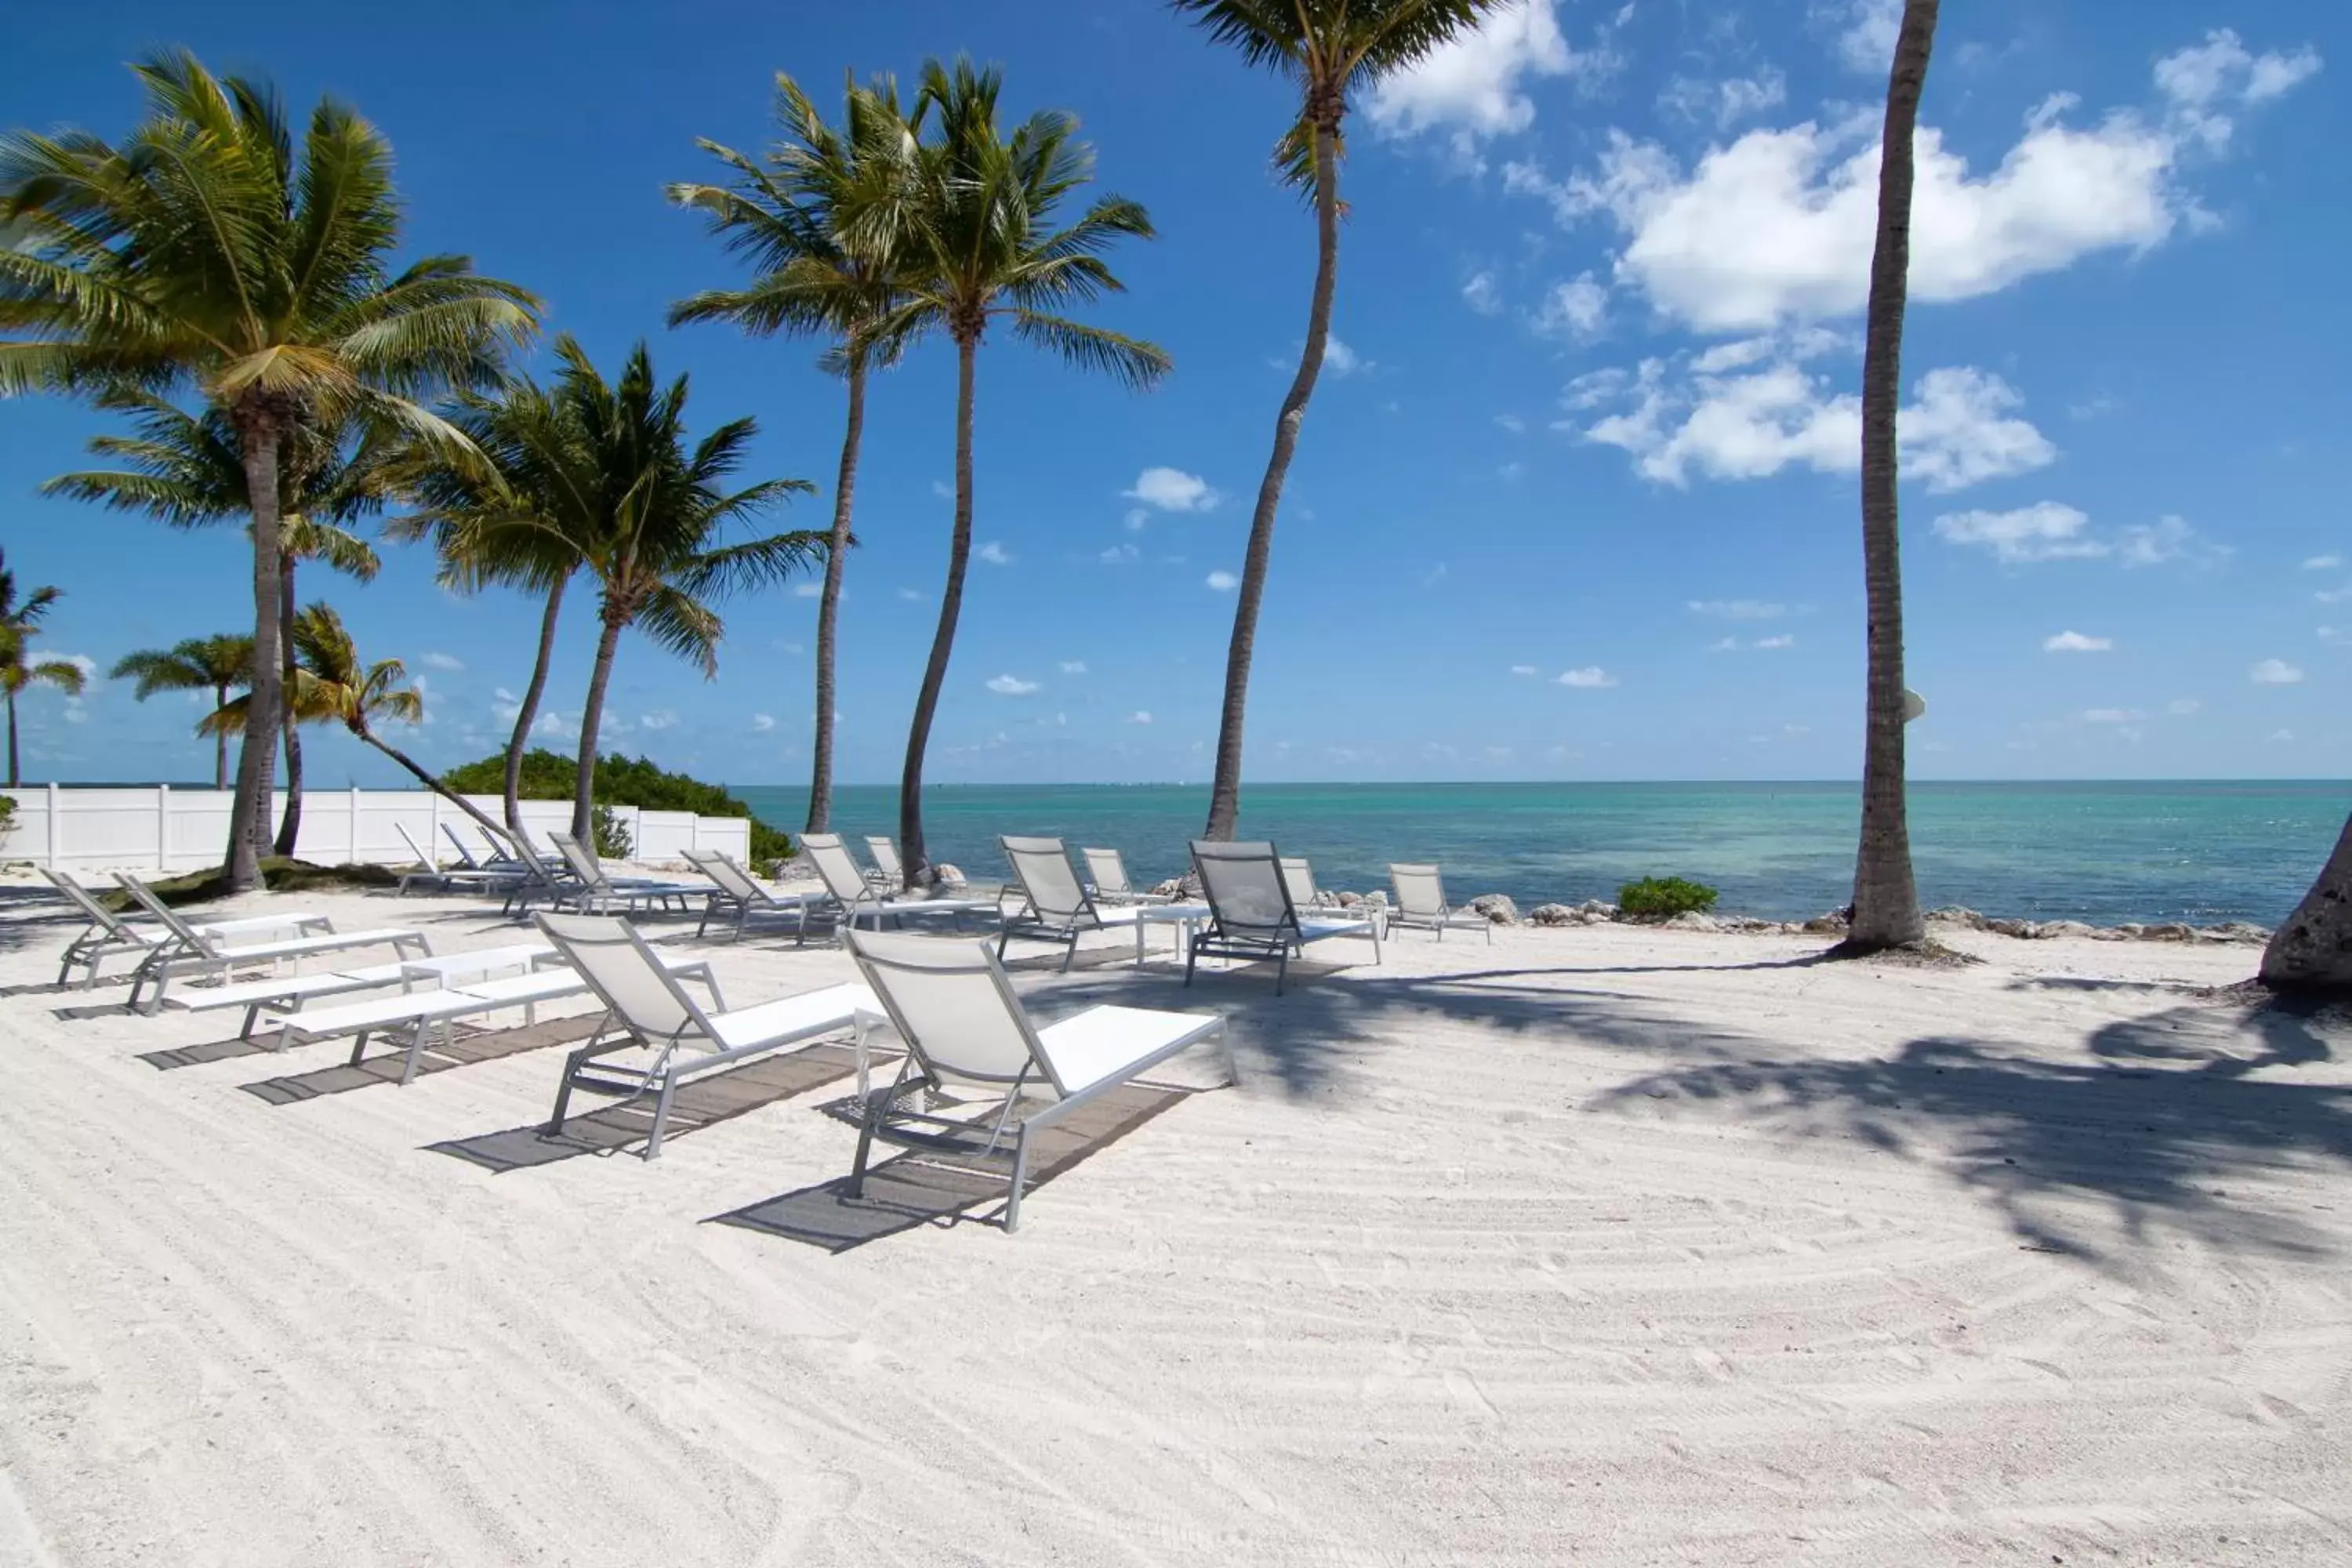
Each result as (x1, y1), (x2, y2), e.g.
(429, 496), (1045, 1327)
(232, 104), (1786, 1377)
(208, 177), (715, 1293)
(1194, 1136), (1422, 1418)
(115, 871), (430, 1013)
(1186, 840), (1381, 996)
(843, 927), (1235, 1232)
(1278, 855), (1343, 913)
(798, 833), (994, 944)
(395, 823), (525, 898)
(1080, 846), (1168, 906)
(442, 820), (523, 872)
(996, 835), (1148, 971)
(1388, 863), (1491, 943)
(533, 912), (880, 1158)
(165, 942), (554, 1040)
(38, 866), (329, 989)
(546, 829), (706, 914)
(682, 848), (815, 941)
(864, 835), (905, 891)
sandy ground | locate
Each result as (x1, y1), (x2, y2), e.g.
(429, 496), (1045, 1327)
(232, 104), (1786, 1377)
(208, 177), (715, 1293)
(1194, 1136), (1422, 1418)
(1, 873), (2347, 1566)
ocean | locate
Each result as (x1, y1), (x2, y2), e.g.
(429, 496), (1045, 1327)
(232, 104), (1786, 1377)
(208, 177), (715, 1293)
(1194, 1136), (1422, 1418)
(727, 781), (2350, 927)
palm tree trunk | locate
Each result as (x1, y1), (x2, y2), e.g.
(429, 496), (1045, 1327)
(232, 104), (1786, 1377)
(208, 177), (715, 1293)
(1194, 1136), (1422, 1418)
(807, 356), (867, 836)
(5, 690), (17, 789)
(273, 556), (303, 858)
(572, 606), (625, 843)
(1203, 111), (1345, 842)
(506, 575), (568, 833)
(212, 684), (230, 790)
(898, 336), (978, 887)
(360, 730), (510, 840)
(2262, 811), (2352, 992)
(1841, 0), (1938, 954)
(227, 412), (287, 891)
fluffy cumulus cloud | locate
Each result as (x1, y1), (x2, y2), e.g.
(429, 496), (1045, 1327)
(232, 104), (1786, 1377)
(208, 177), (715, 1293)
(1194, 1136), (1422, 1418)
(1461, 271), (1501, 315)
(1934, 504), (2219, 568)
(1321, 337), (1368, 377)
(1533, 273), (1608, 339)
(750, 713), (776, 733)
(1206, 570), (1239, 592)
(1556, 666), (1617, 688)
(2044, 630), (2113, 652)
(1364, 0), (1611, 155)
(975, 542), (1013, 566)
(1573, 354), (2053, 492)
(1511, 34), (2320, 333)
(1660, 68), (1788, 129)
(2250, 658), (2304, 685)
(985, 674), (1040, 696)
(1123, 466), (1218, 512)
(1817, 0), (1901, 74)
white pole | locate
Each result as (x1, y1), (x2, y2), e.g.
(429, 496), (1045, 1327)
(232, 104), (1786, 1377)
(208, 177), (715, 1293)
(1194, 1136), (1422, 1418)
(158, 782), (171, 871)
(45, 781), (61, 869)
(350, 785), (364, 865)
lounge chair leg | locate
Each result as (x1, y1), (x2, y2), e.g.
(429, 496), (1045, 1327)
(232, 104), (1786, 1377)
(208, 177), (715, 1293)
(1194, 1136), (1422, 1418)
(1275, 952), (1287, 997)
(1005, 1126), (1032, 1233)
(1059, 934), (1077, 974)
(643, 1073), (677, 1160)
(1184, 938), (1198, 989)
(847, 1100), (880, 1199)
(348, 1029), (374, 1067)
(546, 1041), (595, 1131)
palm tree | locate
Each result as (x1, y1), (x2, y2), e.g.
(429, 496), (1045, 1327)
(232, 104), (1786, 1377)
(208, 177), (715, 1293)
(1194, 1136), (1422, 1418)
(44, 390), (390, 852)
(1840, 0), (1940, 955)
(866, 59), (1169, 885)
(396, 336), (823, 841)
(0, 549), (84, 786)
(205, 602), (505, 838)
(0, 50), (539, 888)
(669, 71), (924, 837)
(2263, 822), (2352, 993)
(108, 633), (254, 787)
(1172, 0), (1508, 841)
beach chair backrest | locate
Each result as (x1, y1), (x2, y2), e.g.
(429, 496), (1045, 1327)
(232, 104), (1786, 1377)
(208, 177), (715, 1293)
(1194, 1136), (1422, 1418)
(1001, 836), (1093, 924)
(534, 912), (717, 1048)
(441, 822), (485, 868)
(866, 836), (904, 884)
(547, 829), (611, 891)
(395, 822), (437, 870)
(1190, 840), (1301, 942)
(799, 833), (875, 904)
(113, 873), (212, 952)
(508, 832), (568, 884)
(694, 851), (765, 906)
(1278, 857), (1320, 910)
(844, 927), (1051, 1091)
(40, 866), (129, 933)
(1390, 863), (1450, 920)
(1080, 847), (1134, 900)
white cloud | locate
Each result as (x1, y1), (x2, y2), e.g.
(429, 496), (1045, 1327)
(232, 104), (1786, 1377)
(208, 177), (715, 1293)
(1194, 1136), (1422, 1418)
(895, 586), (924, 601)
(2115, 516), (2208, 568)
(2301, 554), (2341, 571)
(930, 480), (954, 500)
(2156, 30), (2323, 151)
(1206, 570), (1240, 592)
(1661, 68), (1788, 129)
(2269, 728), (2296, 743)
(2167, 698), (2202, 715)
(1933, 502), (2103, 564)
(975, 541), (1012, 566)
(1752, 633), (1795, 650)
(1462, 271), (1501, 314)
(1365, 0), (1610, 151)
(1534, 272), (1608, 339)
(49, 652), (99, 684)
(638, 710), (678, 731)
(2083, 707), (2146, 725)
(1494, 413), (1526, 434)
(533, 710), (575, 737)
(792, 582), (823, 597)
(1100, 543), (1140, 564)
(1322, 337), (1367, 377)
(2250, 658), (2304, 685)
(1510, 664), (1539, 676)
(1818, 0), (1901, 74)
(2043, 630), (2113, 652)
(1123, 466), (1218, 512)
(420, 651), (464, 672)
(1705, 636), (1740, 653)
(493, 686), (517, 704)
(1059, 660), (1087, 675)
(1577, 356), (2053, 492)
(751, 713), (776, 733)
(1556, 666), (1617, 688)
(1123, 710), (1153, 725)
(1688, 599), (1787, 619)
(985, 674), (1040, 696)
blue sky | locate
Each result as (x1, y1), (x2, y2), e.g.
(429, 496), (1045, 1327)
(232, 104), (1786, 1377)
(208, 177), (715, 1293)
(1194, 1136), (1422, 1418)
(3, 0), (2345, 788)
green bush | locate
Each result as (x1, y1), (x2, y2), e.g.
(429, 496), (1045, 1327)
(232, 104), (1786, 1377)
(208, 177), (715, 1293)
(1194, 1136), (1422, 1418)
(591, 804), (633, 860)
(0, 797), (16, 838)
(441, 748), (790, 863)
(1617, 876), (1720, 920)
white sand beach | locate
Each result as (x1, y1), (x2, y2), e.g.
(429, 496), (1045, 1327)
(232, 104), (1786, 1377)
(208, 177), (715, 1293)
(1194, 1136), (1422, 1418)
(2, 879), (2348, 1566)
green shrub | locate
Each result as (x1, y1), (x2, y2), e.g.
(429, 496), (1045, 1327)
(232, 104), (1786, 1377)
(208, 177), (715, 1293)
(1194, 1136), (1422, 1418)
(441, 748), (791, 864)
(0, 796), (16, 838)
(1617, 876), (1720, 920)
(591, 804), (633, 860)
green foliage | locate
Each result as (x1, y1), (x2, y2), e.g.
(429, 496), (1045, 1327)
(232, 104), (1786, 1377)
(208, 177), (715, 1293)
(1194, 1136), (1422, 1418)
(591, 803), (632, 860)
(0, 795), (17, 837)
(1617, 876), (1720, 920)
(98, 856), (398, 909)
(442, 747), (791, 863)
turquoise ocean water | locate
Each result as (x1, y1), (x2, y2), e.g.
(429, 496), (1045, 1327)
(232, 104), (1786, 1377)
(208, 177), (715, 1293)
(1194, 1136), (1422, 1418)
(728, 781), (2350, 927)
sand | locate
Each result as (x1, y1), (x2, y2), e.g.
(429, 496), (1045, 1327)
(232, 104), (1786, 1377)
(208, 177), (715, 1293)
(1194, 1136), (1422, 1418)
(2, 874), (2348, 1566)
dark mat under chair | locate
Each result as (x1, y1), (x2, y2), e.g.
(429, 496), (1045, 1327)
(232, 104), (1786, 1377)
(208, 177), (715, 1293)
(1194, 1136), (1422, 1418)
(238, 1016), (604, 1105)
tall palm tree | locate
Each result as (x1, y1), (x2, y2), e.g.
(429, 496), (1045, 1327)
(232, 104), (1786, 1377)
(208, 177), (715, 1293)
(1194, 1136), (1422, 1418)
(866, 58), (1169, 885)
(108, 633), (254, 787)
(1841, 0), (1939, 954)
(1172, 0), (1508, 841)
(0, 50), (539, 888)
(2263, 822), (2352, 993)
(396, 336), (823, 841)
(669, 71), (924, 836)
(0, 549), (84, 786)
(205, 602), (505, 838)
(44, 390), (390, 852)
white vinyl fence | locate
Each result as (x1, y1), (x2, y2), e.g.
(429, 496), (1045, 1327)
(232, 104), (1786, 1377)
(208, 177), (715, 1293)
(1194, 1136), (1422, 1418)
(0, 786), (751, 874)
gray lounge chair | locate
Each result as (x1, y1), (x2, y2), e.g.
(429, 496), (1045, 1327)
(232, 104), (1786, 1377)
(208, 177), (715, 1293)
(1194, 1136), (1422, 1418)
(39, 866), (328, 989)
(546, 829), (706, 914)
(996, 835), (1149, 971)
(683, 848), (815, 940)
(864, 835), (904, 891)
(843, 926), (1234, 1232)
(1388, 862), (1491, 943)
(1080, 846), (1168, 906)
(1278, 855), (1341, 912)
(798, 833), (994, 944)
(114, 871), (430, 1013)
(1185, 840), (1381, 996)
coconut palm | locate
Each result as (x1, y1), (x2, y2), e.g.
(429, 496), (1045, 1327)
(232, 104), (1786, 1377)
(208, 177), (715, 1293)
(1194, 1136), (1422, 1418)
(1840, 0), (1940, 954)
(394, 336), (822, 841)
(0, 49), (539, 887)
(865, 59), (1168, 885)
(205, 602), (504, 838)
(669, 71), (924, 836)
(2264, 822), (2352, 993)
(45, 390), (391, 852)
(108, 633), (254, 788)
(0, 550), (84, 786)
(1171, 0), (1508, 841)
